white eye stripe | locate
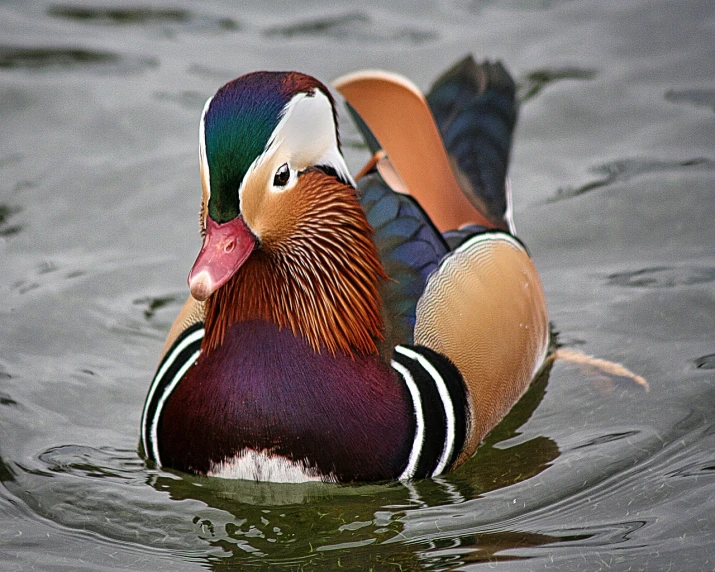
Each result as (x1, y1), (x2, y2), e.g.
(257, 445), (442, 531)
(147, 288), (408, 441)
(199, 96), (213, 199)
(251, 89), (354, 189)
(230, 87), (355, 205)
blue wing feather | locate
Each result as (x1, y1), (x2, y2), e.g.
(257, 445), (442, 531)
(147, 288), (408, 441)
(350, 55), (519, 346)
(358, 173), (448, 344)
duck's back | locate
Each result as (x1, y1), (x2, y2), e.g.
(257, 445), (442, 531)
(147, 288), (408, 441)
(344, 56), (549, 462)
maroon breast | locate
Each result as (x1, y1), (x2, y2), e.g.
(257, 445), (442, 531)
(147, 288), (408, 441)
(157, 319), (414, 481)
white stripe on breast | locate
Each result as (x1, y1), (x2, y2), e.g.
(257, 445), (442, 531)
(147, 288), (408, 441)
(148, 348), (201, 466)
(393, 359), (424, 480)
(141, 327), (205, 456)
(395, 345), (455, 476)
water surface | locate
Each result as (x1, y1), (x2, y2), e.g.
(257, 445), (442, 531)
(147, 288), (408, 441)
(1, 0), (714, 569)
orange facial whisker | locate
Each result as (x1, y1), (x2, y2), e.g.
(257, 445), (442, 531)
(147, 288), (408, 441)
(203, 170), (387, 357)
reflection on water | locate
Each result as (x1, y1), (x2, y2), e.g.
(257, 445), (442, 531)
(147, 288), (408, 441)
(1, 347), (673, 568)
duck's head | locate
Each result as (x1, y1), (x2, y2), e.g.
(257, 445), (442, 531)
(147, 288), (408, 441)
(188, 71), (355, 302)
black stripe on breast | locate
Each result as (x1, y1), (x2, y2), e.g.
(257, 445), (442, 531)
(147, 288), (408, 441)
(392, 344), (469, 479)
(413, 345), (469, 472)
(140, 322), (204, 463)
(393, 347), (446, 478)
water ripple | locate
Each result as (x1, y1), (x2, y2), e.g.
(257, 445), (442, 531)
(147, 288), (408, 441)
(47, 5), (239, 31)
(49, 5), (189, 24)
(694, 354), (715, 370)
(606, 266), (715, 289)
(549, 157), (715, 202)
(666, 458), (715, 478)
(38, 445), (146, 482)
(6, 445), (413, 565)
(9, 259), (98, 296)
(133, 294), (182, 320)
(572, 430), (641, 450)
(665, 88), (715, 113)
(0, 45), (156, 73)
(263, 12), (436, 45)
(519, 67), (596, 103)
(0, 392), (18, 407)
(454, 0), (577, 14)
(154, 90), (208, 109)
(0, 204), (22, 237)
(417, 529), (590, 567)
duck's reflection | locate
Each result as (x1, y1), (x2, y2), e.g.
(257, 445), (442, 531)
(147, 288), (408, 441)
(146, 359), (563, 569)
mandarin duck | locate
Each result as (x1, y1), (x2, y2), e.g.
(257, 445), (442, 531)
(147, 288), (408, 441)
(140, 56), (549, 483)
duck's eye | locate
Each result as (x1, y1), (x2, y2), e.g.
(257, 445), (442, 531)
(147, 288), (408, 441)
(273, 163), (290, 187)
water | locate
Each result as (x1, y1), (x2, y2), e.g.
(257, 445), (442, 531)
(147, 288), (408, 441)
(1, 0), (713, 569)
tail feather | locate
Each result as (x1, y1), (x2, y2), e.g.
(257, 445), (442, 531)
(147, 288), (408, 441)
(427, 57), (518, 229)
(334, 67), (494, 232)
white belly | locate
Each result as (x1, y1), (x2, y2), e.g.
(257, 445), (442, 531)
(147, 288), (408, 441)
(207, 449), (336, 483)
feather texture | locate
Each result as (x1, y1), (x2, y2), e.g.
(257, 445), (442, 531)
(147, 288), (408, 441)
(426, 56), (517, 228)
(142, 58), (550, 483)
(203, 169), (387, 356)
